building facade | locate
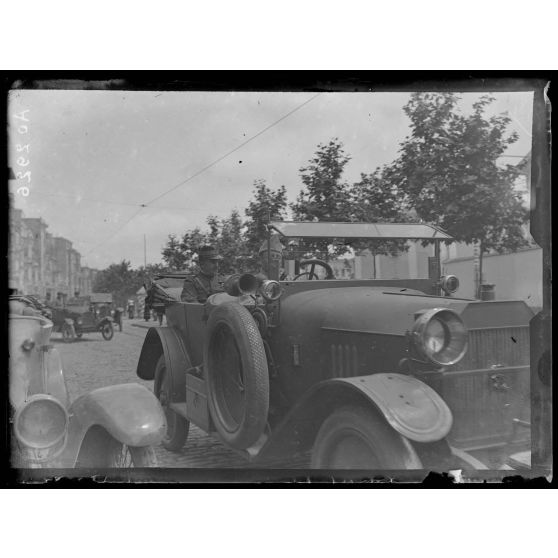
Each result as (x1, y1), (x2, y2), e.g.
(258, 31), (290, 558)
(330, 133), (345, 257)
(8, 195), (98, 299)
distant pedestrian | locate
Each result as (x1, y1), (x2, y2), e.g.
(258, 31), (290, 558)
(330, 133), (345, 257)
(114, 307), (124, 332)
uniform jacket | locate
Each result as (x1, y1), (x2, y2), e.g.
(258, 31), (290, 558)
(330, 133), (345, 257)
(180, 271), (224, 303)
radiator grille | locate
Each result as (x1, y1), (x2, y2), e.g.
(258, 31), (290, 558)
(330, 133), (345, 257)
(426, 326), (530, 448)
(452, 326), (530, 371)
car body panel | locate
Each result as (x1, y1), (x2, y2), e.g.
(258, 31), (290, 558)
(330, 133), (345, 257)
(137, 325), (191, 395)
(335, 373), (453, 442)
(256, 373), (451, 462)
(54, 383), (166, 467)
(9, 315), (68, 409)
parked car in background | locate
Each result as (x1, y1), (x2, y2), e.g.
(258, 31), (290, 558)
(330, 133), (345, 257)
(9, 296), (165, 468)
(50, 293), (115, 342)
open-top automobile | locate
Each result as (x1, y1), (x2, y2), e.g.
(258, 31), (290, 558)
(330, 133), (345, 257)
(50, 293), (115, 342)
(136, 221), (531, 471)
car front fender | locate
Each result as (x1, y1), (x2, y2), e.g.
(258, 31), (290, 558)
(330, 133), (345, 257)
(56, 383), (166, 467)
(136, 327), (191, 393)
(258, 373), (453, 461)
(339, 373), (453, 443)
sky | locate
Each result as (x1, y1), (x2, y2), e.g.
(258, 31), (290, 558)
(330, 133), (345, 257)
(8, 88), (533, 270)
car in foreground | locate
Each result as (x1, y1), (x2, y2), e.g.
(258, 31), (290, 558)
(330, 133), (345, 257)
(136, 221), (531, 472)
(9, 296), (165, 468)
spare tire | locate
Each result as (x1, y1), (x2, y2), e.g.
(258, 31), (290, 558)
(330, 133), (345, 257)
(204, 302), (269, 450)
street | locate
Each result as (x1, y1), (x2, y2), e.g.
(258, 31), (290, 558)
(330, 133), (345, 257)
(57, 316), (310, 469)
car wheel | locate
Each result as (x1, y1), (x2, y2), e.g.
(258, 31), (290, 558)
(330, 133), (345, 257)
(101, 322), (114, 340)
(154, 355), (189, 452)
(106, 442), (158, 467)
(62, 323), (75, 343)
(311, 405), (422, 469)
(204, 302), (269, 450)
(76, 427), (158, 467)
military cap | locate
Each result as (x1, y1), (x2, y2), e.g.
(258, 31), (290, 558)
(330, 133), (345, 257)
(197, 245), (223, 261)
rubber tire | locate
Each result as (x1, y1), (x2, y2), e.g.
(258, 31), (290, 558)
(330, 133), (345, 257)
(101, 322), (114, 341)
(106, 441), (158, 467)
(311, 405), (422, 469)
(76, 427), (158, 467)
(204, 302), (269, 450)
(154, 354), (189, 452)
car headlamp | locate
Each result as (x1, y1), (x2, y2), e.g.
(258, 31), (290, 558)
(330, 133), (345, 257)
(260, 280), (282, 302)
(238, 273), (259, 295)
(14, 394), (68, 449)
(440, 275), (460, 295)
(412, 308), (468, 366)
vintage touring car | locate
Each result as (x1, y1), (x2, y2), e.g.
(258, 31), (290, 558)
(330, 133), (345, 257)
(9, 296), (165, 468)
(136, 222), (531, 471)
(50, 293), (116, 342)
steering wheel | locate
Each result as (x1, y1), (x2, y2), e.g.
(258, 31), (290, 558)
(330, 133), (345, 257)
(293, 259), (334, 281)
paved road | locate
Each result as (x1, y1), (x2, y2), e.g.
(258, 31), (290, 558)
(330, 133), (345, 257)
(57, 317), (310, 470)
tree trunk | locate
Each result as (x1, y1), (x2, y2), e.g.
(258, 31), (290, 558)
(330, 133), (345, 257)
(477, 240), (484, 299)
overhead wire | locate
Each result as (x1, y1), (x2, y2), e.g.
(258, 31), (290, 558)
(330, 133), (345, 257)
(83, 206), (144, 257)
(144, 92), (323, 207)
(85, 92), (322, 260)
(26, 190), (208, 212)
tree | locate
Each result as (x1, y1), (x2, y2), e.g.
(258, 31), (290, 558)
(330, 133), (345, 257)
(93, 260), (142, 307)
(215, 209), (250, 274)
(244, 179), (288, 267)
(348, 169), (410, 277)
(292, 138), (352, 223)
(161, 212), (250, 275)
(161, 234), (188, 270)
(162, 227), (208, 271)
(135, 263), (169, 288)
(386, 92), (529, 295)
(291, 139), (353, 259)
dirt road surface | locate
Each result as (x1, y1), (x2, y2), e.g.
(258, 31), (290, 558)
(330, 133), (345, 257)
(57, 317), (310, 472)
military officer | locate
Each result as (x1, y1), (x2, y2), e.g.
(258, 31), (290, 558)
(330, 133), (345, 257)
(258, 233), (289, 281)
(180, 245), (224, 303)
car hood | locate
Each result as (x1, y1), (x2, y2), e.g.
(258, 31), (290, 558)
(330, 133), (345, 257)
(279, 286), (532, 335)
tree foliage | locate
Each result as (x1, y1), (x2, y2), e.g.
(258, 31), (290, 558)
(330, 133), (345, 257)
(386, 92), (529, 254)
(244, 179), (288, 267)
(161, 234), (188, 270)
(291, 139), (354, 259)
(93, 260), (141, 307)
(93, 261), (170, 307)
(292, 139), (352, 223)
(348, 169), (410, 258)
(291, 138), (410, 260)
(212, 209), (250, 274)
(161, 211), (252, 275)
